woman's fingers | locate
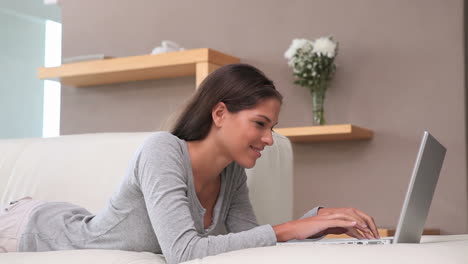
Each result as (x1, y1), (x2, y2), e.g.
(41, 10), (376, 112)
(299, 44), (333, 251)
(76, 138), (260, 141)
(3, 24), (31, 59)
(362, 229), (375, 239)
(322, 212), (375, 238)
(345, 227), (366, 240)
(330, 219), (358, 229)
(354, 209), (380, 239)
(294, 217), (357, 240)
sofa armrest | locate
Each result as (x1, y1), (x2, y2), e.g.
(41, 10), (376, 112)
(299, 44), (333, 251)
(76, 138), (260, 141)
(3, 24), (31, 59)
(245, 132), (293, 226)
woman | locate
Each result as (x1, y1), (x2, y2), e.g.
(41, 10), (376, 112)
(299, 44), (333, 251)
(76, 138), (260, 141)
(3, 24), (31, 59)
(0, 64), (379, 264)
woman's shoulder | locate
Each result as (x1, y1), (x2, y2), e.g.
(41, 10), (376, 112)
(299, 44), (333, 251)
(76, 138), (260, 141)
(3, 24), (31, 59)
(138, 131), (186, 158)
(142, 131), (183, 147)
(146, 131), (180, 141)
(134, 132), (190, 182)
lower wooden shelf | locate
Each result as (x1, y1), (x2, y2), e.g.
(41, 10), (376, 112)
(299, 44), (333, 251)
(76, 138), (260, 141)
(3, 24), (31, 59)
(326, 228), (440, 239)
(274, 124), (373, 143)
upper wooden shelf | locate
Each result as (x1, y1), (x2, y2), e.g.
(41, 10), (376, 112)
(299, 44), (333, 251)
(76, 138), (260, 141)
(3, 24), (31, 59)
(274, 124), (373, 143)
(38, 48), (240, 87)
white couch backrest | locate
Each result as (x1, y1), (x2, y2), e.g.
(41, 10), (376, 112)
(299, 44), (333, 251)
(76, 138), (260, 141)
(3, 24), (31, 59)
(0, 132), (293, 225)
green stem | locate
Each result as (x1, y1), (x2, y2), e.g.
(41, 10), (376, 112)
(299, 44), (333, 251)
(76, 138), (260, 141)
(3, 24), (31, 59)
(310, 84), (327, 125)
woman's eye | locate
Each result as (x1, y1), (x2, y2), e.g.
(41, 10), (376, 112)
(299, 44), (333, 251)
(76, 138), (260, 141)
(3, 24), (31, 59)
(255, 121), (265, 127)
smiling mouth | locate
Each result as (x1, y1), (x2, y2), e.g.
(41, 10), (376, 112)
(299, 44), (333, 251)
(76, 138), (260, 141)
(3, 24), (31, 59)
(250, 146), (263, 157)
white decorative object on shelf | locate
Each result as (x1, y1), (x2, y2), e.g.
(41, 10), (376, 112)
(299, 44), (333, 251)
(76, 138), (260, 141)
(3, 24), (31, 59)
(151, 40), (185, 54)
(62, 54), (113, 64)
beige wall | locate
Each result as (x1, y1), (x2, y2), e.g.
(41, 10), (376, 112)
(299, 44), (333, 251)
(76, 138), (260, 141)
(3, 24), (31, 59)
(60, 0), (466, 234)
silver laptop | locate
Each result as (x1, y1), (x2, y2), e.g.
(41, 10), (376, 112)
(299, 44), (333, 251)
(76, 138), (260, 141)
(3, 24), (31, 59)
(280, 131), (446, 245)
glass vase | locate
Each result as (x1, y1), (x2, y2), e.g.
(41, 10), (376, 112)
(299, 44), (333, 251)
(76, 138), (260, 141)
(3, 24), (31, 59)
(311, 88), (326, 126)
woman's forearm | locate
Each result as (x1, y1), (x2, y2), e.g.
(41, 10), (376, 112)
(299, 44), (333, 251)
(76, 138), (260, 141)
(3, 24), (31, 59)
(272, 221), (297, 242)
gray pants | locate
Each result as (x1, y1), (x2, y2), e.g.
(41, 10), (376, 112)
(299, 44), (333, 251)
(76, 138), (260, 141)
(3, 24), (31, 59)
(0, 197), (45, 253)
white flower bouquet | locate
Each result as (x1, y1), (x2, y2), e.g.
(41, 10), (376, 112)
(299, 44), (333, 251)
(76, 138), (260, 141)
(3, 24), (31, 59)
(284, 36), (338, 125)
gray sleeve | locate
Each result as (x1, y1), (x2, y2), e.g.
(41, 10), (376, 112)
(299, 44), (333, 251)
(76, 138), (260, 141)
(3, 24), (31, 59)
(301, 206), (326, 240)
(300, 206), (324, 219)
(137, 133), (277, 264)
(225, 168), (260, 232)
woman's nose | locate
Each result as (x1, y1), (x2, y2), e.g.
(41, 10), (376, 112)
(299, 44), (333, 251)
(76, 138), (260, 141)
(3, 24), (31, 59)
(262, 130), (274, 146)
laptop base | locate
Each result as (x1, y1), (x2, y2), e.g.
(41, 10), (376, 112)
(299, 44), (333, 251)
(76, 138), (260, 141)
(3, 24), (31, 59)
(277, 237), (393, 245)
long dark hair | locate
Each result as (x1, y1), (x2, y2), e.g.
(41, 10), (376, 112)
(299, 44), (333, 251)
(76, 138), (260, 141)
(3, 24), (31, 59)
(171, 63), (283, 141)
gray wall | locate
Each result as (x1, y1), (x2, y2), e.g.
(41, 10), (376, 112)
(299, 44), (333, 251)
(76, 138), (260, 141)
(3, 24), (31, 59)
(60, 0), (466, 234)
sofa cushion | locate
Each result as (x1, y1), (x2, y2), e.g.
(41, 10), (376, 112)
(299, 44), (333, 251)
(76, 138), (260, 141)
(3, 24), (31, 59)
(0, 133), (151, 213)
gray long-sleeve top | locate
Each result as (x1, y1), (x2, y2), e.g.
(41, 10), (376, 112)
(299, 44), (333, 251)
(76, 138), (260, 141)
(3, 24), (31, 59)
(19, 132), (320, 264)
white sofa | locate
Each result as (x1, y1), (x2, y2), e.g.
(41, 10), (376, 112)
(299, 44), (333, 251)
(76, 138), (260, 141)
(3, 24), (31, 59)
(1, 132), (468, 264)
(0, 131), (293, 263)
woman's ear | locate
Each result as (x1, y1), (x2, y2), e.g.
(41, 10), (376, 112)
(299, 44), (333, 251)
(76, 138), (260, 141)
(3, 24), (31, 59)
(212, 102), (227, 128)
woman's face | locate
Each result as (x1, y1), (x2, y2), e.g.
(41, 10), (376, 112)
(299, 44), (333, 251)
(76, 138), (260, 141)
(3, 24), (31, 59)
(219, 97), (281, 169)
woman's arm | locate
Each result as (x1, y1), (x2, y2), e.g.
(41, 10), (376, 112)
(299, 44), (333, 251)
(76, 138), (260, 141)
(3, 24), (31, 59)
(224, 167), (379, 242)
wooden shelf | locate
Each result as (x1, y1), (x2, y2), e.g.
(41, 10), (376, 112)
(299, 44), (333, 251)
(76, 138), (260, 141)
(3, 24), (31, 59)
(38, 48), (240, 87)
(274, 124), (373, 143)
(39, 51), (373, 144)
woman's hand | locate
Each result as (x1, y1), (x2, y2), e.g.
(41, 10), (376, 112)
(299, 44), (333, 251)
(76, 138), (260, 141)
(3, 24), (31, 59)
(314, 207), (380, 240)
(273, 207), (380, 242)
